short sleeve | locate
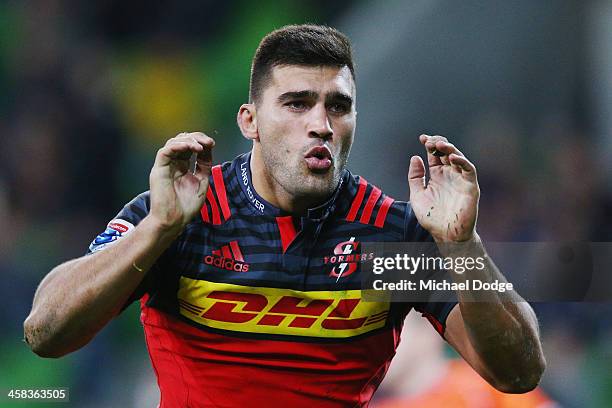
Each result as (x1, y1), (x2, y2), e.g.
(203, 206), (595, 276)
(87, 192), (150, 254)
(86, 191), (154, 310)
(404, 203), (458, 337)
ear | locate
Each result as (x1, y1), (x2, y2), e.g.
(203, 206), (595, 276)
(237, 104), (259, 141)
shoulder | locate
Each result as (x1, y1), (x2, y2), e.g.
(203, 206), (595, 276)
(199, 161), (234, 226)
(340, 173), (407, 238)
(341, 173), (432, 242)
(87, 191), (150, 254)
(115, 191), (151, 224)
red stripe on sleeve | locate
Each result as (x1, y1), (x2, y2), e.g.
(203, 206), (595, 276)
(346, 177), (368, 222)
(374, 196), (394, 228)
(359, 186), (382, 224)
(221, 245), (232, 259)
(206, 187), (221, 225)
(200, 202), (210, 223)
(212, 165), (231, 221)
(229, 241), (244, 262)
(276, 216), (297, 253)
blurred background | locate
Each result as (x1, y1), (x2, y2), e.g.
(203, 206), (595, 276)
(1, 0), (611, 406)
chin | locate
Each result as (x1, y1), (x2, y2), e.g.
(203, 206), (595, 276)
(300, 171), (338, 196)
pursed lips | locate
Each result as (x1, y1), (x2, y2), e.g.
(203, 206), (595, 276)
(304, 145), (333, 171)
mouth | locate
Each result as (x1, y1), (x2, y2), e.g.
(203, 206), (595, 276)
(304, 145), (333, 172)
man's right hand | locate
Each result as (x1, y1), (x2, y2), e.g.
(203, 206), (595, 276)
(149, 132), (215, 234)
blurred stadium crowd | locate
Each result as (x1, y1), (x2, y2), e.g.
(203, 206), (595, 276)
(1, 1), (610, 407)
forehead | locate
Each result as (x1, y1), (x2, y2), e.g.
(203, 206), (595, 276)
(266, 65), (355, 99)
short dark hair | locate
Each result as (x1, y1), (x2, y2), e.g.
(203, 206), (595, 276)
(249, 24), (355, 103)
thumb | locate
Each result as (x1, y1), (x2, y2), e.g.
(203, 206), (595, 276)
(408, 155), (426, 195)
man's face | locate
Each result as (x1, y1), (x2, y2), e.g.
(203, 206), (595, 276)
(254, 64), (356, 203)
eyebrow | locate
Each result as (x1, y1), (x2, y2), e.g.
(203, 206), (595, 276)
(277, 90), (353, 106)
(327, 91), (353, 106)
(277, 90), (318, 103)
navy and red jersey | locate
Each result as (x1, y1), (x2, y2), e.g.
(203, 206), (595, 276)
(88, 152), (457, 407)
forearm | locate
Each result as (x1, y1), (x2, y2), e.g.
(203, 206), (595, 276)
(443, 234), (545, 391)
(23, 215), (180, 357)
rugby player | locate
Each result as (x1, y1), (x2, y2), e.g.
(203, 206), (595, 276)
(24, 24), (545, 407)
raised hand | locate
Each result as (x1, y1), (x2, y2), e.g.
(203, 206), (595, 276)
(407, 134), (479, 243)
(149, 132), (215, 234)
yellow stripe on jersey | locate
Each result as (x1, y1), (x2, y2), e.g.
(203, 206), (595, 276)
(177, 277), (390, 338)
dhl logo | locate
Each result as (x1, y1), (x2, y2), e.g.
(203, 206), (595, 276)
(178, 277), (390, 338)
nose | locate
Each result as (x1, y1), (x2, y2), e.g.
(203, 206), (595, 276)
(308, 104), (333, 140)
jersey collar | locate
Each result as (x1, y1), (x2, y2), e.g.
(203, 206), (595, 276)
(234, 151), (348, 220)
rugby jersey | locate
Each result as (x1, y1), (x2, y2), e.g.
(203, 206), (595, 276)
(88, 152), (457, 407)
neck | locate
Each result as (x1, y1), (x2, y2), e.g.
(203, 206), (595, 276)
(250, 146), (326, 215)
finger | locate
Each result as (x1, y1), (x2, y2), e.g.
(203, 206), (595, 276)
(177, 132), (216, 163)
(165, 132), (189, 146)
(430, 141), (458, 166)
(173, 131), (215, 149)
(155, 141), (202, 167)
(433, 142), (451, 165)
(449, 158), (463, 174)
(186, 133), (215, 178)
(408, 155), (427, 195)
(420, 134), (447, 167)
(449, 153), (477, 181)
(433, 140), (465, 158)
(166, 141), (203, 157)
(163, 132), (215, 161)
(422, 135), (466, 167)
(167, 132), (215, 149)
(419, 134), (449, 146)
(165, 139), (204, 153)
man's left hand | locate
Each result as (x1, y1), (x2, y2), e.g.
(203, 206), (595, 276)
(408, 134), (479, 243)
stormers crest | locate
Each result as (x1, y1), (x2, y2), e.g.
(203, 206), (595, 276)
(323, 237), (375, 280)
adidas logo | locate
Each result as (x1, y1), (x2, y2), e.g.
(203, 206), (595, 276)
(203, 241), (250, 272)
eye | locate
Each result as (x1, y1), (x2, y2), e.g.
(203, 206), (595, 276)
(286, 101), (307, 111)
(328, 103), (350, 114)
